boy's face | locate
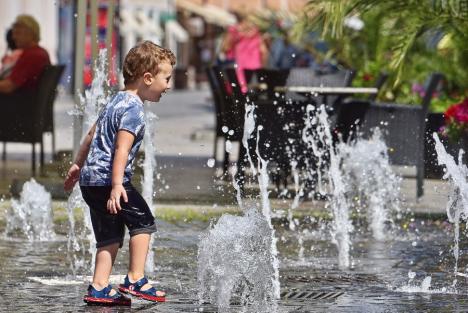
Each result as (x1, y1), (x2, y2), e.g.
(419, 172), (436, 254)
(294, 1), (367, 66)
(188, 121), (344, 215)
(142, 61), (173, 102)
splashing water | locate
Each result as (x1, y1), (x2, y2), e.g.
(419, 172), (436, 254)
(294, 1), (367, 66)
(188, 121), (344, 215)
(300, 106), (401, 267)
(304, 105), (353, 268)
(5, 179), (55, 241)
(141, 103), (157, 274)
(197, 102), (280, 312)
(340, 129), (401, 240)
(433, 133), (468, 275)
(197, 209), (277, 312)
(395, 275), (434, 293)
(67, 48), (110, 275)
(78, 49), (110, 127)
(302, 104), (328, 196)
(254, 124), (281, 301)
(66, 185), (93, 276)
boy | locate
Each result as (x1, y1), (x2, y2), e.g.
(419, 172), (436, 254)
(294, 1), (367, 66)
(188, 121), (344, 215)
(64, 41), (175, 306)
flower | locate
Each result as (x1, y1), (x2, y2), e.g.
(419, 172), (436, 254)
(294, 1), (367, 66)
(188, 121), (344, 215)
(362, 73), (373, 82)
(441, 98), (468, 142)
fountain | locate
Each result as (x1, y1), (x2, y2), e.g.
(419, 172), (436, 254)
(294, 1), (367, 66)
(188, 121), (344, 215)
(5, 178), (55, 241)
(198, 102), (280, 312)
(6, 86), (468, 312)
(67, 48), (110, 275)
(340, 129), (402, 241)
(141, 104), (157, 274)
(296, 105), (402, 267)
(433, 133), (468, 276)
(197, 208), (276, 311)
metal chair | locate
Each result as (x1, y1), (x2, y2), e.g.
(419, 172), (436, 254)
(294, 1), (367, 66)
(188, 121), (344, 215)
(0, 64), (65, 175)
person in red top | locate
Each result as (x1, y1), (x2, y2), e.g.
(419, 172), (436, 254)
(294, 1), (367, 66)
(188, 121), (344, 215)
(0, 14), (50, 93)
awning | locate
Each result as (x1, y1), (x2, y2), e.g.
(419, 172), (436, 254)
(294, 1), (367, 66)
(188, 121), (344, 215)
(166, 20), (189, 42)
(176, 0), (236, 27)
(120, 8), (163, 37)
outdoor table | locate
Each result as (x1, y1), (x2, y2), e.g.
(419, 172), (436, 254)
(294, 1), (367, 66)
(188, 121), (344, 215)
(274, 86), (378, 95)
(275, 86), (378, 106)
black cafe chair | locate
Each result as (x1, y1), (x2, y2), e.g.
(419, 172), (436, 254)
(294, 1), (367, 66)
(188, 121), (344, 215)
(0, 64), (65, 176)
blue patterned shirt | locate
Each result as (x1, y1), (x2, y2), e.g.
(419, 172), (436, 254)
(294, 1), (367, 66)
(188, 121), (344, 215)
(80, 91), (145, 186)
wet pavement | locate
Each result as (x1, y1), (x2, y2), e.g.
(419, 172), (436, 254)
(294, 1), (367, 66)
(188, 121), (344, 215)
(2, 216), (468, 312)
(0, 90), (463, 312)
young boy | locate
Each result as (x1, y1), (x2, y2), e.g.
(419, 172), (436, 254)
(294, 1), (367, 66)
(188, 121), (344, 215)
(64, 41), (175, 306)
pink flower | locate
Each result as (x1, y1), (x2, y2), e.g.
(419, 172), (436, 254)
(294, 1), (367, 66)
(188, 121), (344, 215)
(412, 83), (424, 94)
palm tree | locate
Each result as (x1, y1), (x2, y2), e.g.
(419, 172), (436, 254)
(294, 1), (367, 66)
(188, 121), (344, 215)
(294, 0), (468, 96)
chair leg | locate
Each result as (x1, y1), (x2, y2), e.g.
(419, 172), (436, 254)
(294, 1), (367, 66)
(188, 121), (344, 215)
(213, 135), (218, 161)
(2, 142), (6, 161)
(417, 163), (424, 198)
(223, 138), (229, 175)
(40, 138), (45, 175)
(32, 143), (36, 177)
(52, 130), (56, 159)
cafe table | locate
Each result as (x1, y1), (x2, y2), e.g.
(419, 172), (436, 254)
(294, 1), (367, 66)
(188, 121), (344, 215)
(273, 86), (378, 110)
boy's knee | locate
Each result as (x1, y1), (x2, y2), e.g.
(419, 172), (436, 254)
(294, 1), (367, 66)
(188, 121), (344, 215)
(129, 224), (157, 237)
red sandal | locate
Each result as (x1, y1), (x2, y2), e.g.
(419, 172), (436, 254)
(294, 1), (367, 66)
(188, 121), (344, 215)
(118, 275), (166, 302)
(83, 284), (131, 306)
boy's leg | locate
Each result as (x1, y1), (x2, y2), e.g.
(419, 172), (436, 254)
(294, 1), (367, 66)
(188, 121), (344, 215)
(92, 242), (120, 293)
(127, 234), (164, 296)
(127, 233), (150, 281)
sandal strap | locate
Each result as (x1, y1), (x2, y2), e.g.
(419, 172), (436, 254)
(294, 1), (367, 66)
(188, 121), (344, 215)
(124, 275), (149, 291)
(133, 277), (149, 289)
(144, 286), (157, 295)
(102, 285), (113, 296)
(88, 284), (115, 298)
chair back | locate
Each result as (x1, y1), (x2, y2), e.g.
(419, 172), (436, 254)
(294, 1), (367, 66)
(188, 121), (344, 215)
(368, 72), (389, 101)
(206, 66), (226, 136)
(255, 68), (290, 99)
(36, 65), (65, 134)
(334, 100), (370, 142)
(285, 68), (355, 103)
(224, 67), (245, 100)
(420, 72), (444, 114)
(211, 66), (244, 140)
(361, 72), (443, 197)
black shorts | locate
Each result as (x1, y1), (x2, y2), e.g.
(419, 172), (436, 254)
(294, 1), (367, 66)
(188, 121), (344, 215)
(80, 183), (157, 248)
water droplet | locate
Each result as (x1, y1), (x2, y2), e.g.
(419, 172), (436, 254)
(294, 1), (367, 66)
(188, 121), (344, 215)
(207, 158), (215, 168)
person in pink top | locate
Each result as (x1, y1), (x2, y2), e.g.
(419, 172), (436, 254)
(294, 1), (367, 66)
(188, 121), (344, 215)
(222, 13), (267, 93)
(0, 29), (23, 79)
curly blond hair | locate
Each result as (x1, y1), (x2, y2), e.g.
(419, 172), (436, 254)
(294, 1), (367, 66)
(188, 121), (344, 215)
(123, 40), (176, 85)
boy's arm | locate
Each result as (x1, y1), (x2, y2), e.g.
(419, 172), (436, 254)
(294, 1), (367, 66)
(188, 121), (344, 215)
(74, 123), (97, 167)
(107, 130), (135, 214)
(64, 123), (97, 192)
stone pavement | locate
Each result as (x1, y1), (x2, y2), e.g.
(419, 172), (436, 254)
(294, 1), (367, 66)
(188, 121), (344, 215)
(0, 88), (453, 216)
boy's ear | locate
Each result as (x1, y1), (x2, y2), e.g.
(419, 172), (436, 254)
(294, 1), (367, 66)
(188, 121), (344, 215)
(143, 72), (153, 85)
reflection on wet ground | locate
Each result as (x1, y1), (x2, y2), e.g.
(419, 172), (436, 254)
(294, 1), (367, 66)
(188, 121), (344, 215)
(1, 218), (468, 312)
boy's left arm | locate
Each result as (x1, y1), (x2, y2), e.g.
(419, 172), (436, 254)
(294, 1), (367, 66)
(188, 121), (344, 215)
(107, 130), (135, 214)
(64, 123), (97, 192)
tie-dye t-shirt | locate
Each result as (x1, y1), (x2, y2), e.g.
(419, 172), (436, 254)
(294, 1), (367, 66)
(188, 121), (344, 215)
(80, 91), (145, 186)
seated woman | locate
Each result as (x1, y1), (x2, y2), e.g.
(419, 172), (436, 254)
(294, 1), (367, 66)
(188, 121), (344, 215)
(0, 14), (50, 94)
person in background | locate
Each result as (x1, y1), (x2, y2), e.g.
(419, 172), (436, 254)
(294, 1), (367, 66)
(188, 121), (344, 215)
(221, 12), (268, 93)
(0, 28), (23, 79)
(0, 14), (50, 94)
